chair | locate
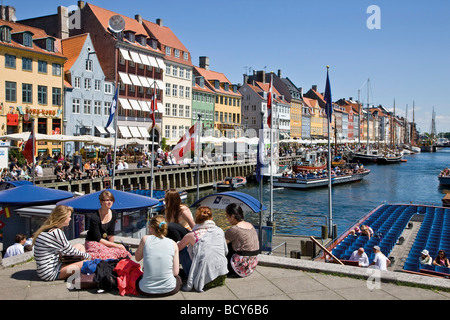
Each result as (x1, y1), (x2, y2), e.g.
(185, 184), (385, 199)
(420, 264), (434, 271)
(403, 262), (419, 272)
(434, 265), (450, 274)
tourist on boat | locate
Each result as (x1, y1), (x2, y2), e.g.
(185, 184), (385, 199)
(84, 190), (132, 260)
(134, 215), (182, 297)
(349, 248), (369, 267)
(369, 246), (391, 271)
(419, 249), (433, 265)
(360, 225), (374, 239)
(33, 205), (91, 281)
(177, 206), (228, 292)
(224, 203), (260, 277)
(433, 250), (450, 267)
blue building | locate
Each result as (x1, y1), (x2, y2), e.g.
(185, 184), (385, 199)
(61, 33), (115, 156)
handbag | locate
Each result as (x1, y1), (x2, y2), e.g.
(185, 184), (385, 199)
(58, 252), (85, 264)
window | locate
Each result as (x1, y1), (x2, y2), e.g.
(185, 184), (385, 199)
(5, 81), (16, 102)
(172, 126), (177, 138)
(165, 46), (171, 55)
(165, 83), (171, 96)
(104, 83), (113, 94)
(37, 85), (47, 104)
(22, 83), (32, 103)
(23, 33), (33, 47)
(185, 106), (190, 118)
(172, 84), (177, 97)
(52, 87), (61, 106)
(84, 100), (91, 114)
(52, 63), (61, 76)
(186, 70), (191, 80)
(104, 102), (111, 116)
(178, 105), (184, 117)
(84, 78), (91, 90)
(22, 58), (32, 71)
(95, 80), (101, 91)
(179, 85), (184, 98)
(172, 66), (178, 77)
(166, 64), (171, 75)
(174, 49), (180, 58)
(178, 125), (184, 138)
(185, 87), (190, 99)
(165, 125), (170, 138)
(38, 60), (47, 73)
(5, 54), (15, 68)
(74, 77), (81, 88)
(85, 59), (93, 71)
(165, 103), (170, 115)
(46, 38), (54, 52)
(183, 52), (188, 61)
(37, 118), (47, 134)
(72, 98), (80, 114)
(179, 68), (184, 78)
(0, 26), (11, 42)
(94, 101), (101, 115)
(172, 104), (177, 116)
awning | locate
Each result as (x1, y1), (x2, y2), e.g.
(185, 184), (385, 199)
(118, 72), (132, 85)
(190, 191), (266, 213)
(95, 126), (108, 135)
(129, 51), (142, 64)
(118, 126), (132, 138)
(138, 76), (150, 88)
(119, 98), (132, 110)
(128, 74), (142, 87)
(106, 127), (115, 134)
(128, 126), (142, 138)
(147, 56), (159, 68)
(119, 48), (132, 61)
(138, 100), (151, 112)
(128, 99), (142, 111)
(139, 53), (151, 66)
(155, 57), (165, 69)
(138, 127), (150, 138)
(0, 185), (73, 206)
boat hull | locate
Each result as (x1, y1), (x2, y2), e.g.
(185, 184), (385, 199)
(350, 153), (379, 163)
(273, 170), (370, 189)
(376, 155), (403, 164)
(438, 176), (450, 186)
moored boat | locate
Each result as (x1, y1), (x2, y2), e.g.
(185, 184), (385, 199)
(376, 152), (403, 164)
(273, 169), (370, 189)
(214, 176), (247, 190)
(438, 168), (450, 186)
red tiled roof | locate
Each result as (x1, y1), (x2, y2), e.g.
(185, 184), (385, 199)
(61, 33), (88, 71)
(196, 67), (241, 97)
(86, 3), (161, 54)
(0, 19), (66, 59)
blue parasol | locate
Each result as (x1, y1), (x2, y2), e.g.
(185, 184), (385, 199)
(57, 189), (159, 212)
(0, 185), (73, 206)
(190, 191), (266, 213)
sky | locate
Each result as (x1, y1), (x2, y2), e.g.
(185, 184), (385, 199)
(6, 0), (450, 134)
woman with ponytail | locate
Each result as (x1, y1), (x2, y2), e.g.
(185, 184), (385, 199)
(134, 215), (182, 297)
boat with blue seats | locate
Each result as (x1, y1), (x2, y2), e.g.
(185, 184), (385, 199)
(323, 203), (450, 278)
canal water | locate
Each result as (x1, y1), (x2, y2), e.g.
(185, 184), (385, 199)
(186, 148), (450, 238)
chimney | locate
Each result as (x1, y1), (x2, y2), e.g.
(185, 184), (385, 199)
(199, 56), (210, 70)
(299, 87), (303, 97)
(77, 1), (85, 9)
(57, 6), (69, 39)
(312, 85), (318, 92)
(135, 14), (142, 24)
(156, 18), (163, 27)
(1, 5), (16, 22)
(277, 69), (282, 78)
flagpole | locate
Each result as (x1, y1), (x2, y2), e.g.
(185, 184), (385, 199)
(150, 82), (156, 198)
(31, 117), (36, 185)
(258, 111), (264, 247)
(196, 114), (202, 201)
(325, 66), (333, 238)
(269, 72), (274, 226)
(111, 87), (119, 190)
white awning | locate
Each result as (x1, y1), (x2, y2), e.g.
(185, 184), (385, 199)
(118, 72), (132, 85)
(139, 53), (151, 66)
(138, 100), (151, 112)
(128, 99), (142, 111)
(119, 48), (131, 61)
(95, 126), (108, 135)
(155, 80), (164, 90)
(128, 74), (142, 87)
(156, 102), (163, 113)
(138, 127), (150, 138)
(147, 56), (159, 68)
(128, 126), (142, 138)
(118, 126), (132, 138)
(155, 57), (165, 69)
(119, 98), (132, 110)
(138, 76), (150, 88)
(106, 126), (115, 134)
(129, 51), (142, 64)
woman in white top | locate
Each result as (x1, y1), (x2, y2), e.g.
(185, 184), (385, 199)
(33, 205), (91, 281)
(135, 215), (181, 297)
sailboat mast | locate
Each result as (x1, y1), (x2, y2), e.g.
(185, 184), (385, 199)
(366, 78), (370, 152)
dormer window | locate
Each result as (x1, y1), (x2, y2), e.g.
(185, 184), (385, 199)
(46, 38), (55, 52)
(0, 25), (12, 43)
(174, 49), (180, 58)
(23, 32), (33, 47)
(124, 31), (135, 43)
(183, 52), (188, 61)
(136, 35), (146, 46)
(165, 46), (171, 56)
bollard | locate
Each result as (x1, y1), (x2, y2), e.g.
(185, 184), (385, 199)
(321, 225), (328, 239)
(290, 250), (301, 259)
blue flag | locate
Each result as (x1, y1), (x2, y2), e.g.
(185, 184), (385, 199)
(106, 86), (119, 129)
(256, 117), (265, 183)
(324, 67), (333, 123)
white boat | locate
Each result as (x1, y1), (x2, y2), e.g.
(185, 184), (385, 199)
(273, 169), (370, 189)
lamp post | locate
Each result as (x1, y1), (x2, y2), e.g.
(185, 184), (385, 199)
(196, 113), (202, 201)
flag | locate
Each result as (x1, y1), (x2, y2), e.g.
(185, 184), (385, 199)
(267, 76), (273, 128)
(105, 86), (119, 129)
(256, 117), (265, 183)
(0, 207), (11, 218)
(22, 126), (35, 165)
(150, 87), (158, 129)
(172, 122), (200, 162)
(324, 67), (333, 123)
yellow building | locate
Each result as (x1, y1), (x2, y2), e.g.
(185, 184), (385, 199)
(290, 98), (303, 139)
(195, 57), (242, 138)
(303, 97), (323, 138)
(0, 19), (66, 157)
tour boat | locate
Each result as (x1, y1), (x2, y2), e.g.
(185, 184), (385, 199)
(214, 176), (247, 190)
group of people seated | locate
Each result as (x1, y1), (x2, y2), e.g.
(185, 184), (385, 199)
(282, 164), (365, 180)
(53, 160), (107, 181)
(439, 168), (450, 177)
(32, 189), (260, 297)
(419, 249), (450, 268)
